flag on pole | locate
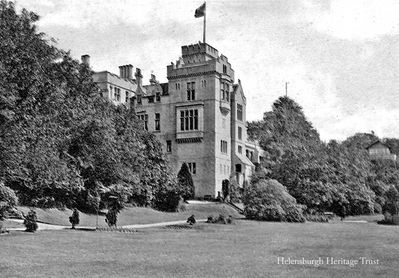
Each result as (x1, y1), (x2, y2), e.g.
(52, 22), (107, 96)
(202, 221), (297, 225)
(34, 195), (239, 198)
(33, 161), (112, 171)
(194, 2), (206, 18)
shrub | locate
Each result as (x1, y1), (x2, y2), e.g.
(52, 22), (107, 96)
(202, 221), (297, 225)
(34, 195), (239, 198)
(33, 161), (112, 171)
(0, 182), (18, 220)
(24, 209), (38, 232)
(206, 214), (233, 224)
(243, 179), (305, 222)
(177, 197), (186, 212)
(305, 214), (329, 223)
(382, 185), (399, 216)
(153, 177), (181, 212)
(229, 177), (243, 203)
(105, 209), (118, 228)
(177, 163), (195, 200)
(69, 208), (80, 229)
(187, 215), (196, 225)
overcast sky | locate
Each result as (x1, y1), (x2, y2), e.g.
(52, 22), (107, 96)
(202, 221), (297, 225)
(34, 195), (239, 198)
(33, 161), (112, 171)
(16, 0), (399, 141)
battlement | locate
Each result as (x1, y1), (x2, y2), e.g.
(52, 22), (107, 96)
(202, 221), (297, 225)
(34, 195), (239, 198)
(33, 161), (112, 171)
(181, 42), (219, 59)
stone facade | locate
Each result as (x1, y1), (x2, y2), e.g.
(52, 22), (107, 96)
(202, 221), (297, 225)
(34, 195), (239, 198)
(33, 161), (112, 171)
(90, 42), (263, 198)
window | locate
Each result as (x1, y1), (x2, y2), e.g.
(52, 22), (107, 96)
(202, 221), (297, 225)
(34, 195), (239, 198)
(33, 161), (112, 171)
(223, 64), (227, 74)
(237, 104), (243, 121)
(125, 91), (129, 103)
(155, 113), (160, 131)
(156, 92), (161, 102)
(180, 109), (198, 131)
(221, 82), (229, 101)
(175, 83), (180, 90)
(246, 150), (249, 158)
(238, 145), (242, 154)
(137, 95), (142, 105)
(201, 80), (207, 87)
(148, 96), (154, 103)
(238, 126), (242, 140)
(188, 162), (196, 175)
(114, 87), (121, 101)
(166, 140), (172, 152)
(138, 114), (148, 131)
(221, 140), (228, 153)
(235, 164), (242, 173)
(187, 82), (195, 101)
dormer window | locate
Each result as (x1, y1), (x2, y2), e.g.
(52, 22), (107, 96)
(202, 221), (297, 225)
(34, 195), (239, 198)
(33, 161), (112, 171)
(137, 95), (142, 105)
(148, 96), (154, 103)
(156, 92), (161, 102)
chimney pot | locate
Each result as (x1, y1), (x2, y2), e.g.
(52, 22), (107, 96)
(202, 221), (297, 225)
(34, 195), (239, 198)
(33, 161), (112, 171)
(81, 54), (90, 66)
(135, 68), (143, 86)
(119, 64), (133, 79)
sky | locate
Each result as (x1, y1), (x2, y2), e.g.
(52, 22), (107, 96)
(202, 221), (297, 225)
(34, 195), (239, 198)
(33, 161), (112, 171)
(15, 0), (399, 141)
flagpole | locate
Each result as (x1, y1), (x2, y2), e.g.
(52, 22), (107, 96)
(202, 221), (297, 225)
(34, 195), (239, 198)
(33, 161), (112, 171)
(203, 2), (206, 44)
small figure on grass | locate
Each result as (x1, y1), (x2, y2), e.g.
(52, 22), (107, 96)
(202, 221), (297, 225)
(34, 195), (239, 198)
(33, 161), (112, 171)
(187, 214), (196, 225)
(69, 208), (80, 229)
(23, 209), (38, 232)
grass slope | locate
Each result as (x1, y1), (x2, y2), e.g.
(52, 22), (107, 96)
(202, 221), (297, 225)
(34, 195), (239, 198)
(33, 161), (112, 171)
(0, 220), (397, 277)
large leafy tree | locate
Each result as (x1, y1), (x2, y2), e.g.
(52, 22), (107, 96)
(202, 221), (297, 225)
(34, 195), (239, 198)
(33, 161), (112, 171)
(0, 1), (180, 212)
(248, 97), (377, 215)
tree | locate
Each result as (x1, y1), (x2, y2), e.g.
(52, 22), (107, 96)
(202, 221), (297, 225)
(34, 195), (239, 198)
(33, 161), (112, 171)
(0, 1), (177, 213)
(177, 163), (195, 200)
(248, 97), (378, 215)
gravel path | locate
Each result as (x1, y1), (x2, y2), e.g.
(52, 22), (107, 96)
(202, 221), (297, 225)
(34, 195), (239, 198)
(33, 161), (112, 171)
(6, 219), (207, 231)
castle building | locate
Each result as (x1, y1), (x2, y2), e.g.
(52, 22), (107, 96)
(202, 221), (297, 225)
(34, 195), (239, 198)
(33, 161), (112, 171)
(88, 42), (263, 199)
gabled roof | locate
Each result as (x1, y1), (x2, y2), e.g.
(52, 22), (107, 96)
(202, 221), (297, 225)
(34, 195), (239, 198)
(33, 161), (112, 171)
(366, 140), (391, 150)
(232, 79), (246, 104)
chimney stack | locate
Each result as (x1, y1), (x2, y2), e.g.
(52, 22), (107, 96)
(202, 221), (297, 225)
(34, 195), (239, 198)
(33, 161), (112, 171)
(135, 68), (143, 87)
(81, 54), (90, 66)
(119, 64), (133, 80)
(149, 74), (157, 85)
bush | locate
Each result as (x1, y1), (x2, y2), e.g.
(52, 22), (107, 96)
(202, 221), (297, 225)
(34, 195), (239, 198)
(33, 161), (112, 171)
(305, 214), (330, 223)
(187, 215), (196, 225)
(243, 179), (305, 222)
(177, 163), (195, 200)
(206, 214), (233, 224)
(105, 209), (118, 228)
(382, 185), (399, 216)
(24, 209), (38, 232)
(229, 177), (243, 203)
(152, 177), (181, 212)
(69, 208), (80, 229)
(0, 182), (18, 220)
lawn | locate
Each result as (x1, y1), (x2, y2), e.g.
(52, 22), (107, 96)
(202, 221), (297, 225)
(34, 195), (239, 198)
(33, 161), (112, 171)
(0, 220), (397, 277)
(12, 203), (242, 228)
